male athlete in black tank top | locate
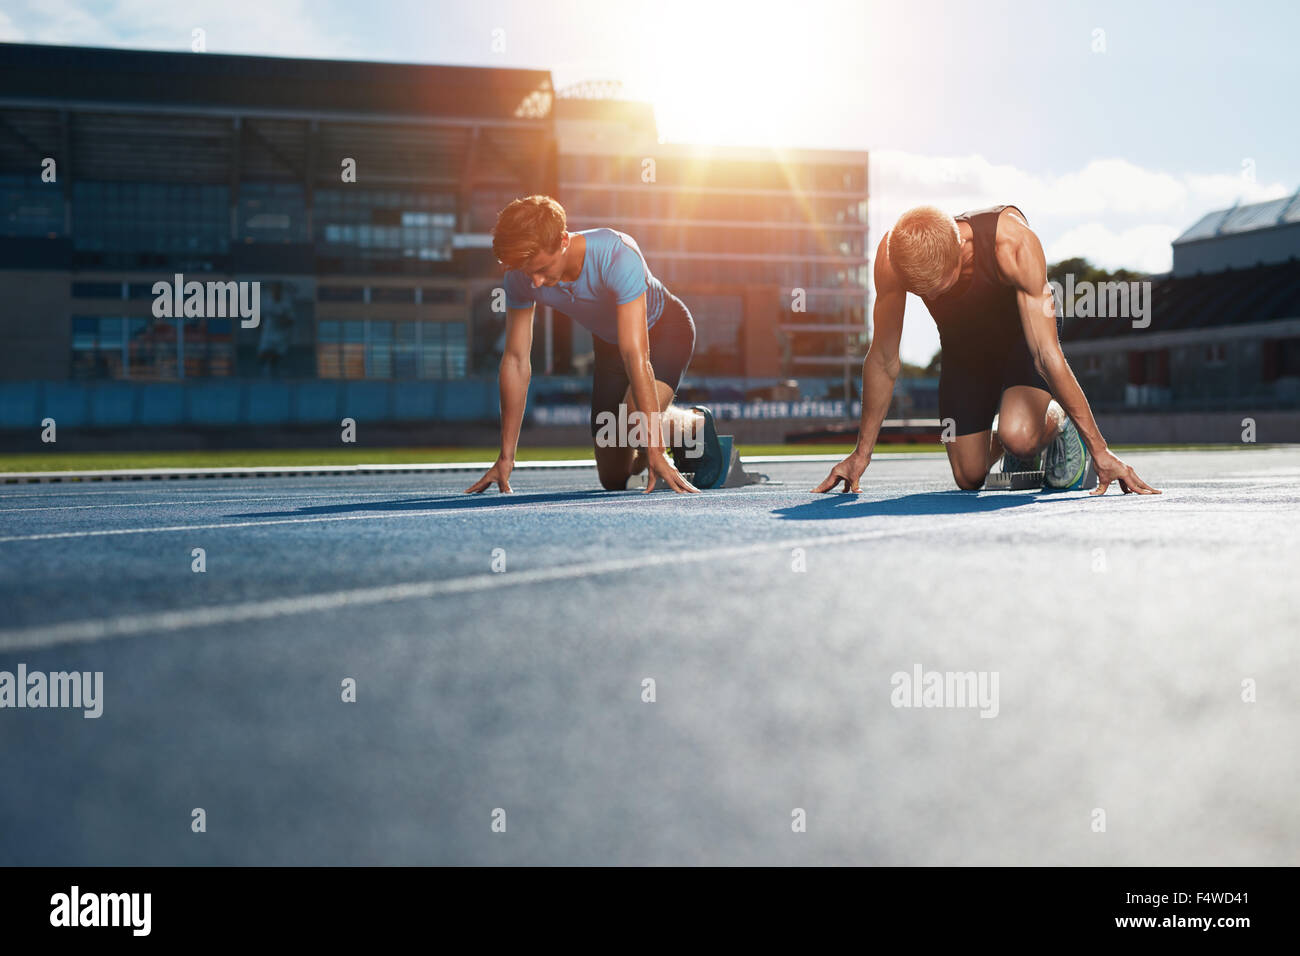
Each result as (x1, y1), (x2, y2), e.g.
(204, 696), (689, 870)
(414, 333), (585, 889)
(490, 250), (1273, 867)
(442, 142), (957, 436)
(814, 204), (1159, 496)
(923, 205), (1056, 440)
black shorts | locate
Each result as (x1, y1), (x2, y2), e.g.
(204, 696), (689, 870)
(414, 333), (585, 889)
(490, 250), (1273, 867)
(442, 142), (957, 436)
(939, 331), (1053, 437)
(590, 291), (695, 436)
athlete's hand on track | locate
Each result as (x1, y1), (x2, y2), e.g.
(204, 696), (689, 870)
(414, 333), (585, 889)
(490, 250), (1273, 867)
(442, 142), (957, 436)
(812, 452), (868, 493)
(1090, 449), (1161, 495)
(646, 447), (699, 494)
(465, 456), (514, 493)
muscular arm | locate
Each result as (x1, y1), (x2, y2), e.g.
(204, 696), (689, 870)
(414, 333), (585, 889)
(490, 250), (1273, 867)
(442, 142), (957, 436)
(616, 294), (665, 451)
(996, 209), (1159, 494)
(856, 236), (905, 456)
(812, 235), (902, 492)
(616, 295), (696, 493)
(995, 210), (1106, 456)
(497, 305), (534, 460)
(466, 305), (532, 493)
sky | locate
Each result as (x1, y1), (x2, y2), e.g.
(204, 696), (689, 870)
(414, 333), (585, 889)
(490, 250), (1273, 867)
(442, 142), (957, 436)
(2, 0), (1296, 364)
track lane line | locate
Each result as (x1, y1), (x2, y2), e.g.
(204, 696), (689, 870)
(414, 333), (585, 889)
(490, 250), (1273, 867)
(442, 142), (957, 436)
(0, 515), (998, 651)
(0, 485), (798, 542)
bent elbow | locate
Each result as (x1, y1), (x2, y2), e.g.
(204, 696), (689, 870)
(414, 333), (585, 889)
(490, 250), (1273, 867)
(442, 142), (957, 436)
(618, 348), (648, 371)
(868, 349), (901, 380)
(1034, 349), (1065, 382)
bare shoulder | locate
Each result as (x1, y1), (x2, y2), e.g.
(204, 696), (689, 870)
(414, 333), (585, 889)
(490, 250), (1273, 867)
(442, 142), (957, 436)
(874, 232), (904, 294)
(993, 206), (1045, 289)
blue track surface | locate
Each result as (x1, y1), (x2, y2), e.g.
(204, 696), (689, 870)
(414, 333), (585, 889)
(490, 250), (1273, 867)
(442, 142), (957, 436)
(1, 448), (1297, 864)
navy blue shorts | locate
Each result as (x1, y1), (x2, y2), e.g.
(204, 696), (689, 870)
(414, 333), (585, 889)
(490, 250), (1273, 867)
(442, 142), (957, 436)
(590, 292), (696, 436)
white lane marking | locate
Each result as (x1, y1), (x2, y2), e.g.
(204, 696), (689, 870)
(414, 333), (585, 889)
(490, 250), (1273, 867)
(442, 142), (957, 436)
(0, 518), (984, 651)
(0, 488), (421, 501)
(0, 492), (433, 513)
(0, 452), (940, 484)
(0, 487), (753, 542)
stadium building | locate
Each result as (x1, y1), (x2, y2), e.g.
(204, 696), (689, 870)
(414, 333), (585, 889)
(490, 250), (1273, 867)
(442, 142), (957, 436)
(1060, 193), (1300, 412)
(0, 41), (556, 391)
(0, 43), (869, 441)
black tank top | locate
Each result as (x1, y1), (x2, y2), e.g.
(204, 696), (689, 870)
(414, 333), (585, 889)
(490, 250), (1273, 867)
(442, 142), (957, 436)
(921, 205), (1023, 361)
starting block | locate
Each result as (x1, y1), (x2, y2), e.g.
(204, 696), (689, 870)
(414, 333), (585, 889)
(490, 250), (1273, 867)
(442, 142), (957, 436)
(984, 469), (1045, 491)
(709, 435), (767, 488)
(624, 434), (771, 490)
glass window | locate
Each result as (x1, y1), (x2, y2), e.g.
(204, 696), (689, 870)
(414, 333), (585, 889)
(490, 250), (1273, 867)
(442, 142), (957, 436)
(73, 181), (230, 255)
(317, 321), (341, 378)
(395, 322), (418, 379)
(444, 323), (467, 378)
(341, 320), (366, 379)
(419, 321), (443, 378)
(0, 173), (65, 237)
(367, 321), (393, 378)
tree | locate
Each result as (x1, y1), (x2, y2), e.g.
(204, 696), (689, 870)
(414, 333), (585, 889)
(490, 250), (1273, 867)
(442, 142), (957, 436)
(1047, 256), (1145, 287)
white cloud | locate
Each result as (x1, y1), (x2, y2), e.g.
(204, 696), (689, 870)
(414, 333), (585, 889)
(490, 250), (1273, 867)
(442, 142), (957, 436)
(3, 0), (352, 59)
(1044, 223), (1182, 274)
(10, 0), (112, 45)
(871, 150), (1291, 259)
(0, 10), (26, 41)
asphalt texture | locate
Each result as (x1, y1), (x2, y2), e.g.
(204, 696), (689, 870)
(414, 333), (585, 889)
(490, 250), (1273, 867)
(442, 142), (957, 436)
(0, 447), (1297, 865)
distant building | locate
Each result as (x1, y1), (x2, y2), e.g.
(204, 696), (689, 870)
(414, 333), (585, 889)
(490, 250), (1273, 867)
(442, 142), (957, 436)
(1172, 193), (1300, 277)
(1061, 194), (1300, 410)
(0, 42), (556, 383)
(554, 95), (869, 383)
(0, 43), (870, 396)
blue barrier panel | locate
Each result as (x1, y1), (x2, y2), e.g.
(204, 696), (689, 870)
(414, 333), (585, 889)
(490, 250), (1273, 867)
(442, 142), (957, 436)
(342, 381), (392, 424)
(187, 382), (243, 425)
(393, 381), (438, 421)
(39, 383), (89, 428)
(0, 382), (39, 428)
(89, 382), (137, 427)
(439, 379), (496, 421)
(137, 384), (186, 426)
(294, 381), (341, 424)
(245, 382), (293, 424)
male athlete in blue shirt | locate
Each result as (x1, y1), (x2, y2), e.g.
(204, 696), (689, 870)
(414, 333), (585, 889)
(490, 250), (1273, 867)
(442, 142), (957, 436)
(466, 195), (723, 494)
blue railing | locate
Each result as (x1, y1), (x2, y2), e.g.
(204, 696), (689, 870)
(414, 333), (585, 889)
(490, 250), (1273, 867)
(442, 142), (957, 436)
(0, 376), (941, 429)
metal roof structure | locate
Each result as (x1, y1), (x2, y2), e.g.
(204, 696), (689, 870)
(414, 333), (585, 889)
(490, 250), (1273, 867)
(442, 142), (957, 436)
(1175, 191), (1300, 244)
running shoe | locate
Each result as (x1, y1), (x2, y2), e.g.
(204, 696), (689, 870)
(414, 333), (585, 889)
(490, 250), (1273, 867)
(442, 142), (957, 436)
(687, 405), (724, 488)
(1043, 416), (1096, 490)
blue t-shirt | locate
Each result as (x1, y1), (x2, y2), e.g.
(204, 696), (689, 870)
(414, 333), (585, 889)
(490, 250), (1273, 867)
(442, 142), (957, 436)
(503, 228), (667, 344)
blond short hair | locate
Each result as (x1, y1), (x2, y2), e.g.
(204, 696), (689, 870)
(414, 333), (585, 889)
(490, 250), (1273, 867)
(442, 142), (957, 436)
(887, 206), (961, 297)
(492, 195), (567, 269)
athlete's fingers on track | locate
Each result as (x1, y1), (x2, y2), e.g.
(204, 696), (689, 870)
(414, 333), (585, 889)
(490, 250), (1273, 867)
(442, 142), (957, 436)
(1127, 469), (1161, 494)
(811, 471), (842, 493)
(652, 466), (698, 494)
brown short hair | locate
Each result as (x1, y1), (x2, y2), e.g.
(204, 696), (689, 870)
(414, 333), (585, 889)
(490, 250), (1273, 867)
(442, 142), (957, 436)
(887, 206), (961, 297)
(492, 195), (567, 268)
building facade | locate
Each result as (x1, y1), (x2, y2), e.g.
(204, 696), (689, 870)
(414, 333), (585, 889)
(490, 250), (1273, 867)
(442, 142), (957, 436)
(0, 42), (556, 385)
(0, 42), (870, 431)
